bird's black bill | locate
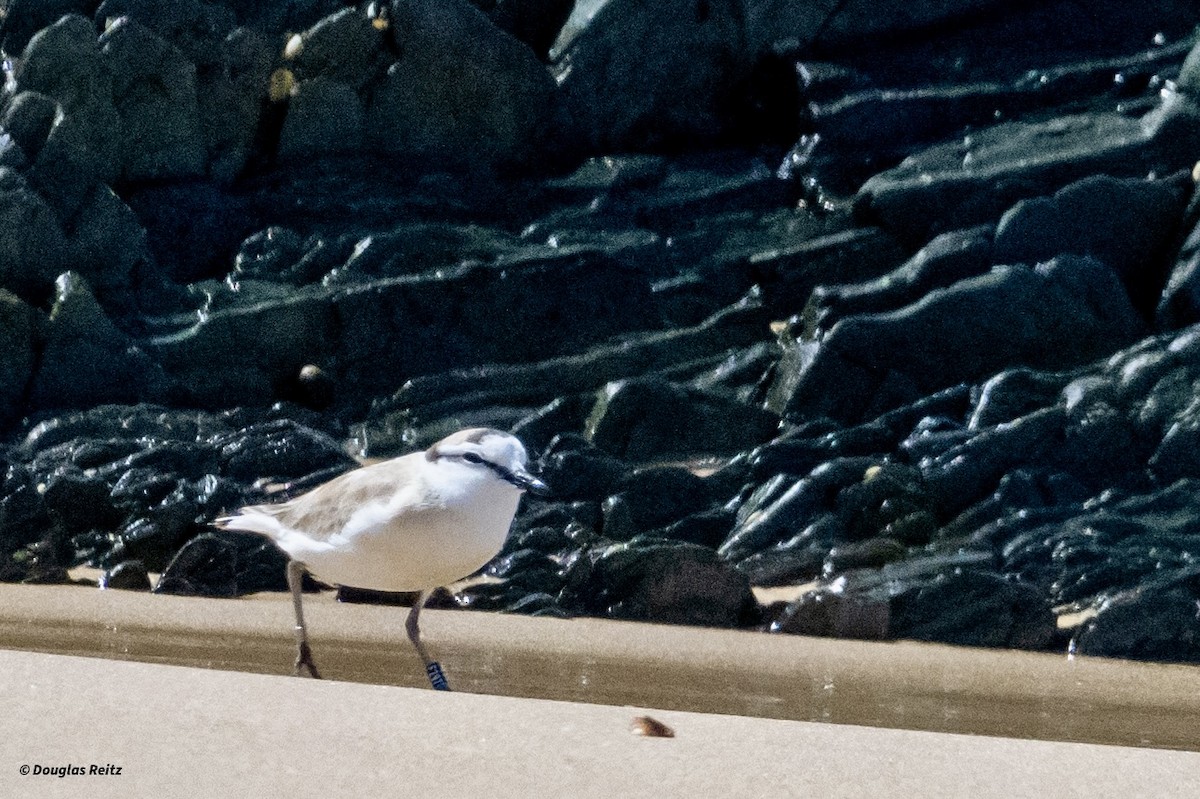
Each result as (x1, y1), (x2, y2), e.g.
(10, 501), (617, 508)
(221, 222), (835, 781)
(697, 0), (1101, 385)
(491, 463), (550, 496)
(515, 472), (551, 496)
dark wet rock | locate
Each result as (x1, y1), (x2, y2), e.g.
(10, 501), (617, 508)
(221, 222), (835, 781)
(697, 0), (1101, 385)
(95, 0), (239, 67)
(0, 167), (71, 301)
(65, 184), (153, 307)
(734, 540), (828, 586)
(834, 463), (936, 545)
(823, 536), (906, 576)
(597, 494), (637, 542)
(0, 291), (38, 429)
(4, 86), (110, 220)
(0, 0), (88, 55)
(1001, 479), (1200, 608)
(560, 536), (755, 627)
(1148, 398), (1200, 484)
(746, 425), (841, 480)
(502, 591), (569, 617)
(600, 465), (718, 539)
(923, 407), (1068, 519)
(0, 456), (72, 582)
(857, 103), (1200, 244)
(490, 0), (574, 61)
(717, 224), (908, 323)
(230, 226), (307, 282)
(367, 0), (555, 170)
(284, 6), (388, 89)
(212, 419), (355, 482)
(16, 14), (118, 130)
(153, 235), (699, 410)
(99, 16), (206, 182)
(1062, 400), (1145, 489)
(277, 77), (366, 161)
(1158, 183), (1200, 329)
(155, 530), (288, 597)
(126, 181), (255, 285)
(99, 559), (152, 591)
(801, 0), (1008, 47)
(947, 466), (1074, 545)
(23, 106), (104, 220)
(993, 173), (1189, 315)
(28, 272), (171, 412)
(533, 434), (629, 502)
(371, 296), (770, 448)
(526, 506), (599, 546)
(1070, 565), (1200, 663)
(197, 27), (274, 183)
(0, 526), (73, 584)
(587, 377), (779, 461)
(953, 485), (1086, 549)
(0, 463), (51, 564)
(14, 19), (124, 215)
(333, 586), (413, 605)
(506, 523), (574, 555)
(896, 414), (973, 464)
(886, 569), (1054, 649)
(756, 385), (971, 477)
(686, 341), (777, 403)
(773, 255), (1146, 424)
(454, 577), (532, 610)
(11, 404), (349, 573)
(791, 24), (1199, 191)
(806, 226), (995, 336)
(718, 456), (875, 561)
(484, 547), (563, 593)
(105, 483), (216, 569)
(222, 1), (356, 36)
(770, 588), (891, 640)
(1, 91), (59, 165)
(18, 406), (200, 458)
(275, 363), (337, 412)
(510, 394), (597, 455)
(39, 467), (125, 537)
(968, 367), (1077, 430)
(145, 289), (333, 407)
(648, 507), (736, 549)
(774, 549), (1019, 644)
(553, 0), (746, 153)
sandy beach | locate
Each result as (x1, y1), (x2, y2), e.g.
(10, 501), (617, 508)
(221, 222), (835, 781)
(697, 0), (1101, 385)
(1, 579), (1199, 797)
(3, 646), (1200, 799)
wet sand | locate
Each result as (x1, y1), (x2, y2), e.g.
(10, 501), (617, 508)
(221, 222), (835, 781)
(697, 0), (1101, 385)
(1, 582), (1199, 755)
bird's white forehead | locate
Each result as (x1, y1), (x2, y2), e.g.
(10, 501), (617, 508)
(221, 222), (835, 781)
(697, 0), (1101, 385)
(426, 428), (529, 465)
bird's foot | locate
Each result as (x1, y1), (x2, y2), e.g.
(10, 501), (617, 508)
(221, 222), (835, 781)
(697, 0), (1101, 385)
(426, 661), (450, 691)
(294, 641), (322, 679)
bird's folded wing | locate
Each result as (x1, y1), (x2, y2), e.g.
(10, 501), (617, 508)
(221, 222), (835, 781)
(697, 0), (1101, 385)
(217, 457), (428, 542)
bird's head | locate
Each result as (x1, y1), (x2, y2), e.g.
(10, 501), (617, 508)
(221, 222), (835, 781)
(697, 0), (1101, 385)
(426, 428), (550, 495)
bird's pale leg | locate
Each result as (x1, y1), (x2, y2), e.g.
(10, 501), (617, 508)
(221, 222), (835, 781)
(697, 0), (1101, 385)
(287, 559), (322, 679)
(406, 590), (450, 691)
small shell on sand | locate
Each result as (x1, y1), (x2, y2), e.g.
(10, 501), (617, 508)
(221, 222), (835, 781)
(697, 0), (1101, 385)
(630, 715), (675, 738)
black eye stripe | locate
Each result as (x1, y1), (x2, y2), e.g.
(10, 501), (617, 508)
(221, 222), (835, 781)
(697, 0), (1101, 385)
(456, 453), (525, 486)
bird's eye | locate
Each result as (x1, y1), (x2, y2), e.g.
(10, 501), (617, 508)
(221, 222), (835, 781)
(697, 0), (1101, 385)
(462, 453), (484, 464)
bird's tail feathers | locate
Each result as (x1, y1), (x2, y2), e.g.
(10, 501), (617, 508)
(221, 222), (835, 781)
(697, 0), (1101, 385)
(213, 507), (287, 539)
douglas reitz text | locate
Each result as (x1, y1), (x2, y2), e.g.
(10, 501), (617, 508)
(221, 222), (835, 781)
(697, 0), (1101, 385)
(23, 764), (122, 777)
